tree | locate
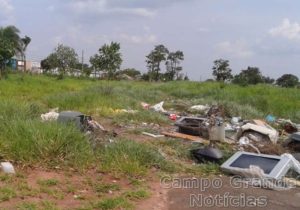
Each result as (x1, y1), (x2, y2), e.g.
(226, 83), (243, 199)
(118, 68), (141, 78)
(74, 63), (91, 77)
(20, 36), (31, 72)
(212, 59), (233, 82)
(262, 76), (275, 84)
(165, 51), (184, 81)
(276, 74), (299, 88)
(0, 39), (14, 78)
(42, 44), (78, 78)
(146, 44), (169, 81)
(90, 42), (122, 80)
(0, 26), (23, 79)
(232, 67), (263, 85)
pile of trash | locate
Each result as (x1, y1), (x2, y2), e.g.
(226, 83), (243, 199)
(140, 101), (300, 190)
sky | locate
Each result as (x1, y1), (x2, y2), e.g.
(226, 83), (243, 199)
(1, 0), (300, 80)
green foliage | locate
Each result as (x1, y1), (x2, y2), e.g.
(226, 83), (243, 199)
(165, 50), (184, 81)
(212, 59), (233, 82)
(42, 44), (79, 78)
(17, 202), (38, 210)
(276, 74), (299, 88)
(146, 44), (169, 81)
(93, 197), (132, 210)
(117, 68), (141, 79)
(93, 183), (120, 194)
(0, 187), (17, 202)
(232, 66), (269, 85)
(0, 26), (31, 78)
(0, 100), (93, 167)
(37, 179), (59, 187)
(90, 42), (122, 80)
(123, 189), (150, 200)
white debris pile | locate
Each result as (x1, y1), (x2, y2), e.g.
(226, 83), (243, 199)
(41, 108), (59, 122)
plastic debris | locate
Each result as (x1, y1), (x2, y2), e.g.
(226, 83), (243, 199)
(231, 117), (241, 125)
(142, 132), (164, 138)
(150, 101), (166, 113)
(190, 105), (210, 112)
(169, 113), (177, 121)
(141, 102), (150, 109)
(239, 136), (261, 154)
(266, 114), (276, 123)
(41, 108), (59, 122)
(1, 162), (15, 174)
(240, 123), (279, 144)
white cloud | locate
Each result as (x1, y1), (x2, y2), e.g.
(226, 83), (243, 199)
(120, 33), (157, 44)
(215, 40), (254, 58)
(68, 0), (155, 18)
(269, 18), (300, 41)
(0, 0), (14, 24)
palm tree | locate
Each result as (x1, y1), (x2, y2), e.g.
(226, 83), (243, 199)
(0, 26), (31, 78)
(21, 36), (31, 72)
(0, 26), (22, 55)
(0, 26), (22, 78)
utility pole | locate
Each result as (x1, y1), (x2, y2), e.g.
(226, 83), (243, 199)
(81, 50), (84, 73)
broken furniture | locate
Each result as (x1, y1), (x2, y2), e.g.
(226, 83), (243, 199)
(162, 131), (209, 144)
(175, 117), (209, 138)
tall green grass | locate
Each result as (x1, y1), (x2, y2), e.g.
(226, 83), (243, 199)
(98, 139), (175, 177)
(0, 100), (93, 167)
(0, 74), (299, 171)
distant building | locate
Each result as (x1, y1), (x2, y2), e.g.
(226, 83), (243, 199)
(8, 57), (41, 73)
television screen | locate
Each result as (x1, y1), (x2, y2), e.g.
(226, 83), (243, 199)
(229, 154), (280, 174)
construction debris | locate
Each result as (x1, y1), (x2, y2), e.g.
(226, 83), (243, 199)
(162, 131), (209, 144)
(239, 122), (279, 144)
(142, 132), (164, 138)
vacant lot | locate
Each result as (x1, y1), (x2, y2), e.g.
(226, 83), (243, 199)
(0, 74), (299, 209)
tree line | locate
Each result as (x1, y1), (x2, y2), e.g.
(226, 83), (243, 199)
(41, 43), (187, 81)
(211, 59), (299, 88)
(1, 25), (299, 87)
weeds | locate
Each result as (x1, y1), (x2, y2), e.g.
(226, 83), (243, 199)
(37, 179), (59, 187)
(93, 197), (132, 210)
(93, 183), (120, 194)
(98, 139), (176, 177)
(0, 187), (17, 202)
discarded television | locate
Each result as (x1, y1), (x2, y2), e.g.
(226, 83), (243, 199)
(221, 151), (292, 180)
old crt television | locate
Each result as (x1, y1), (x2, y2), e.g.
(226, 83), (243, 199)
(221, 152), (292, 179)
